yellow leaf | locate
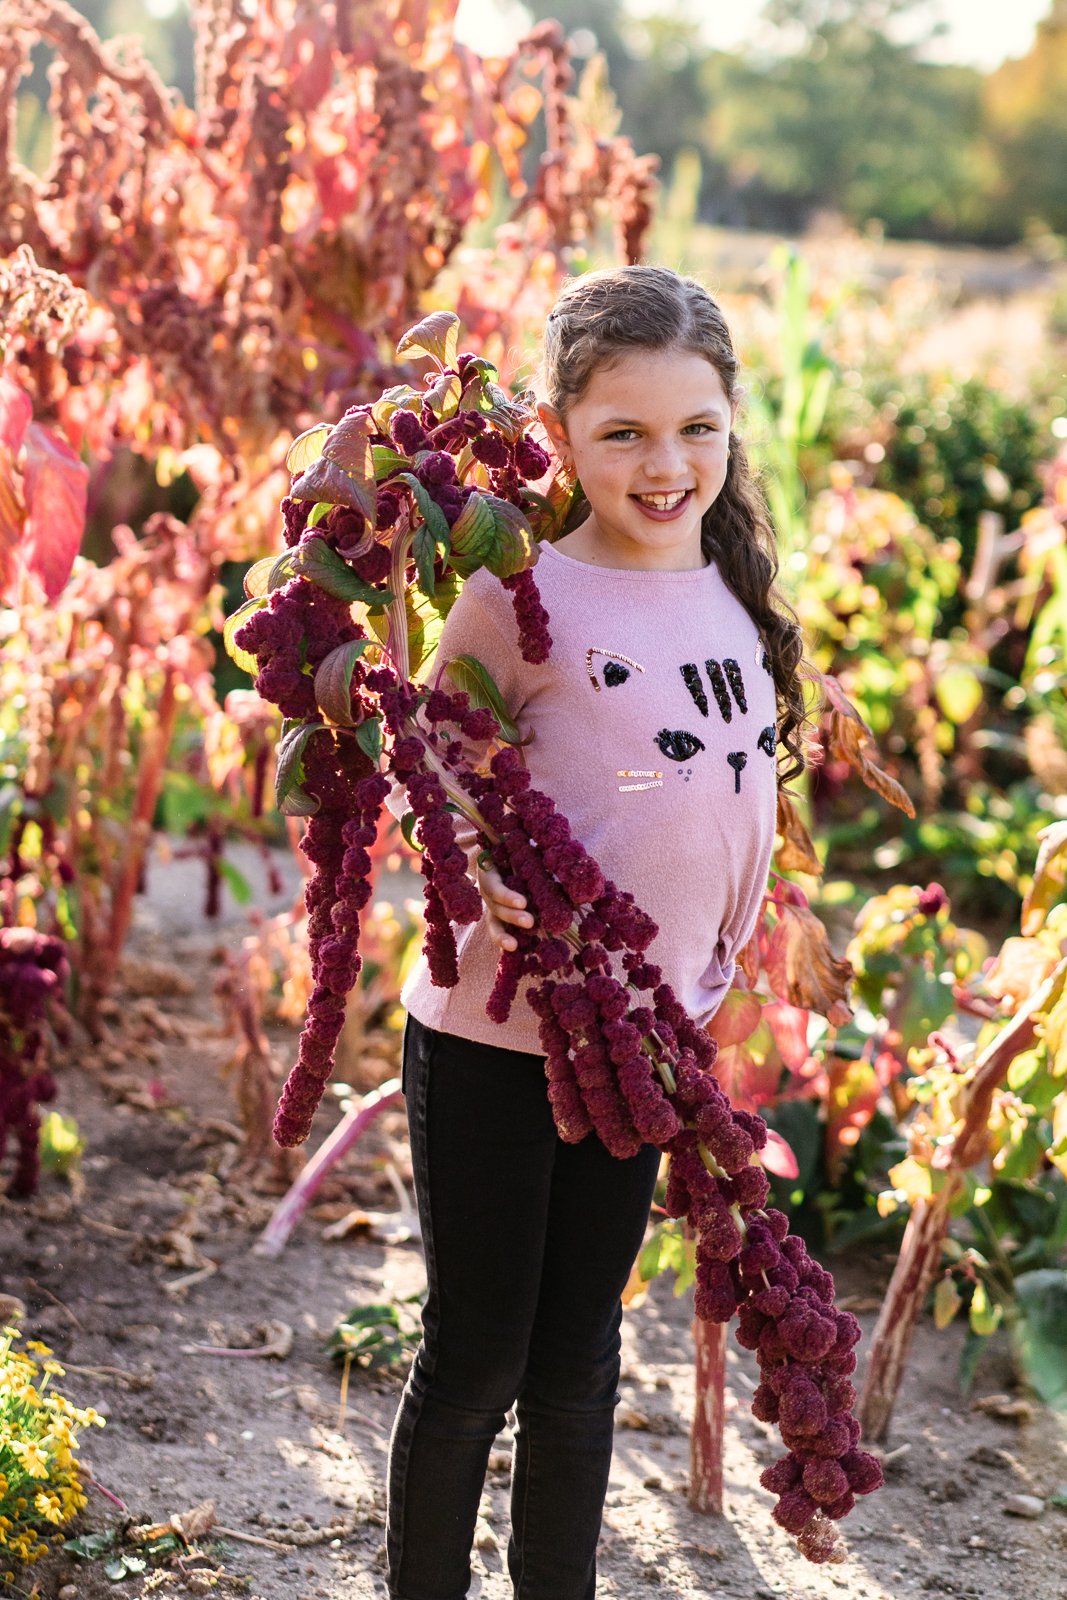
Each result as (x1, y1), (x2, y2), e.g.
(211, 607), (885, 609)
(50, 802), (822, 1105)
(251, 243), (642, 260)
(935, 666), (984, 726)
(285, 423), (330, 474)
(1050, 1096), (1067, 1180)
(887, 1155), (933, 1204)
(934, 1276), (962, 1330)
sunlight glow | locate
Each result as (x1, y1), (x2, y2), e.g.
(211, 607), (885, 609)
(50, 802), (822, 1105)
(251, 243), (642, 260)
(454, 0), (1052, 70)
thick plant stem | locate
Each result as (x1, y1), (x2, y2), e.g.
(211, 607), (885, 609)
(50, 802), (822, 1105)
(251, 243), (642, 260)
(856, 1186), (960, 1443)
(85, 661), (179, 1029)
(254, 1078), (404, 1256)
(857, 961), (1061, 1442)
(689, 1314), (728, 1514)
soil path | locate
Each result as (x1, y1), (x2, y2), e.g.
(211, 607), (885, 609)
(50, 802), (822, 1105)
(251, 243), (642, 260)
(3, 843), (1066, 1600)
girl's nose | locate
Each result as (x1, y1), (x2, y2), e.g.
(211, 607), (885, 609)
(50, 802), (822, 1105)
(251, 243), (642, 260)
(643, 439), (687, 479)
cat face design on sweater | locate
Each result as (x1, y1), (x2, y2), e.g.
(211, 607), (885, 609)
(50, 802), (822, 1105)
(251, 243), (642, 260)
(585, 640), (776, 795)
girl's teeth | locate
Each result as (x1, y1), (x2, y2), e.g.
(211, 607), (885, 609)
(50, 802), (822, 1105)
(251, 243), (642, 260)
(637, 492), (687, 508)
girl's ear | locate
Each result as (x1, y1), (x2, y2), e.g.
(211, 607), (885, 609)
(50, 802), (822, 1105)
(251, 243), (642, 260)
(536, 400), (569, 461)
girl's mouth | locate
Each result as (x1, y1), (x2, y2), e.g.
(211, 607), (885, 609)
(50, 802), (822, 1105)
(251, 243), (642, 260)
(630, 488), (693, 521)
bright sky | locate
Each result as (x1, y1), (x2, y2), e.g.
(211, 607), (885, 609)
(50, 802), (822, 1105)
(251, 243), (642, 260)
(453, 0), (1054, 70)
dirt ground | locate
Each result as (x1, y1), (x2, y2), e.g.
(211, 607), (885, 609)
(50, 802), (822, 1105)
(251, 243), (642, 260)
(3, 844), (1067, 1600)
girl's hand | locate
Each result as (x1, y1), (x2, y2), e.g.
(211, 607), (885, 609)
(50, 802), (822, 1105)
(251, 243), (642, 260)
(476, 862), (534, 951)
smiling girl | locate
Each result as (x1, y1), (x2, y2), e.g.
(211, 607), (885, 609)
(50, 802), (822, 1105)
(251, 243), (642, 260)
(385, 265), (809, 1600)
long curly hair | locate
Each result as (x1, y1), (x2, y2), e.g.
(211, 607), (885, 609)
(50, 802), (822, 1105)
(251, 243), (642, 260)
(537, 264), (812, 787)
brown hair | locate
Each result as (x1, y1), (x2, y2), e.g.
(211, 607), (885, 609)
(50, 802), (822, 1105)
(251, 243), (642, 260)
(537, 264), (811, 787)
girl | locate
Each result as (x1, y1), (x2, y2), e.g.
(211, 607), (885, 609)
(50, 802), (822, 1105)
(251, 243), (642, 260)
(386, 264), (807, 1600)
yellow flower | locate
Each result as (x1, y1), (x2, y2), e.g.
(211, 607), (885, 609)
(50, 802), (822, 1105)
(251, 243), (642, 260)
(10, 1441), (48, 1479)
(24, 1341), (51, 1357)
(33, 1489), (63, 1525)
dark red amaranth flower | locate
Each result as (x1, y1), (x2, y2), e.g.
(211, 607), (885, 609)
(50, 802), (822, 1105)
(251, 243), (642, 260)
(270, 750), (386, 1148)
(501, 568), (552, 664)
(917, 881), (948, 915)
(0, 927), (70, 1197)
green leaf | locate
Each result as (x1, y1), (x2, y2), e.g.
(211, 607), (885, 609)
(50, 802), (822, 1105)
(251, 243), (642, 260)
(160, 770), (214, 834)
(268, 549), (297, 591)
(1013, 1269), (1067, 1406)
(356, 716), (383, 764)
(444, 654), (522, 745)
(307, 500), (333, 528)
(405, 573), (460, 681)
(320, 411), (377, 523)
(313, 637), (374, 726)
(397, 472), (451, 554)
(412, 522), (437, 598)
(400, 810), (423, 852)
(217, 858), (253, 905)
(958, 1328), (987, 1395)
(39, 1110), (83, 1176)
(479, 382), (526, 440)
(449, 492), (533, 580)
(223, 596), (267, 677)
(372, 444), (411, 479)
(275, 722), (327, 815)
(290, 453), (373, 521)
(67, 1531), (119, 1560)
(243, 555), (277, 598)
(286, 423), (330, 473)
(424, 370), (461, 420)
(459, 365), (496, 411)
(638, 1228), (665, 1281)
(396, 310), (460, 371)
(371, 385), (421, 435)
(968, 1279), (1002, 1336)
(291, 536), (394, 606)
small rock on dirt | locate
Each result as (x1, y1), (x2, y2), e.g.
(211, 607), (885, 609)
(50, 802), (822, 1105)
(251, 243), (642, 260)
(969, 1444), (1014, 1469)
(1004, 1494), (1045, 1518)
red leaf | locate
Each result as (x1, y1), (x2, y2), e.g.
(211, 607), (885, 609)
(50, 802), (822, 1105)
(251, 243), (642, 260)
(764, 903), (853, 1024)
(761, 1128), (799, 1179)
(0, 373), (32, 596)
(707, 986), (763, 1048)
(713, 1038), (782, 1112)
(762, 1000), (811, 1072)
(0, 372), (32, 452)
(21, 421), (88, 600)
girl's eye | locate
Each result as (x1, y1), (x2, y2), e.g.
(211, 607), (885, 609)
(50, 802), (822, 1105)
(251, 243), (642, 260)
(603, 424), (717, 442)
(655, 729), (706, 762)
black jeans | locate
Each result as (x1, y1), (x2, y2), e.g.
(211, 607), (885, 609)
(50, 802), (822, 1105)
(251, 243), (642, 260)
(386, 1015), (661, 1600)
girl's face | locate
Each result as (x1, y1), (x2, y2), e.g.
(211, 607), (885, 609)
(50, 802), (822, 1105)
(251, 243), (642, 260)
(538, 346), (737, 570)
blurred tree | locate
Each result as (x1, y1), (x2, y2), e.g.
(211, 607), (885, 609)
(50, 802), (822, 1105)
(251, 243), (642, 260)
(984, 0), (1067, 238)
(17, 0), (194, 169)
(521, 0), (714, 198)
(702, 0), (989, 239)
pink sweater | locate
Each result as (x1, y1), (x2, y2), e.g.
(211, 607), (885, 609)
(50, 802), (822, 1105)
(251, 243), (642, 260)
(399, 541), (778, 1055)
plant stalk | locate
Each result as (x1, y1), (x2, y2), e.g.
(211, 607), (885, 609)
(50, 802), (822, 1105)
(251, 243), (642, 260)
(857, 960), (1061, 1440)
(689, 1314), (728, 1514)
(254, 1078), (404, 1256)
